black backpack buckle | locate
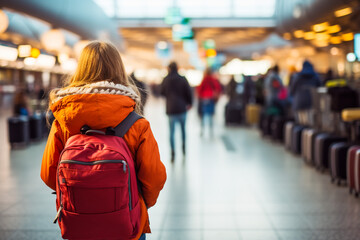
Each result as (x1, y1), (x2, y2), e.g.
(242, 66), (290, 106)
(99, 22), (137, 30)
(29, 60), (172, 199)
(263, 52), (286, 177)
(80, 125), (91, 134)
(106, 127), (116, 136)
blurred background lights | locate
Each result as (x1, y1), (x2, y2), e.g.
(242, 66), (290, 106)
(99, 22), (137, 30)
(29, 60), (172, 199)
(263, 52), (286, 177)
(40, 29), (65, 52)
(18, 45), (32, 58)
(74, 40), (90, 59)
(330, 47), (340, 55)
(30, 48), (41, 58)
(157, 41), (168, 50)
(0, 9), (9, 33)
(334, 7), (352, 17)
(0, 46), (18, 61)
(58, 53), (69, 64)
(346, 52), (356, 62)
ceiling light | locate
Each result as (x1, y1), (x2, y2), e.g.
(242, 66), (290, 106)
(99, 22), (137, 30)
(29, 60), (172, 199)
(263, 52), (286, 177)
(330, 36), (342, 45)
(294, 30), (304, 38)
(334, 7), (352, 18)
(0, 45), (18, 61)
(330, 47), (340, 56)
(304, 31), (315, 40)
(315, 33), (330, 41)
(36, 54), (56, 68)
(41, 29), (65, 51)
(327, 25), (341, 34)
(24, 57), (36, 66)
(312, 40), (328, 48)
(18, 45), (32, 58)
(342, 32), (354, 41)
(30, 48), (41, 58)
(312, 22), (329, 32)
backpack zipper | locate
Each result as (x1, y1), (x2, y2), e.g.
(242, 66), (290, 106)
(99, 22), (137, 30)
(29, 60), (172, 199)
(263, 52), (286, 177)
(60, 159), (127, 173)
(54, 159), (132, 223)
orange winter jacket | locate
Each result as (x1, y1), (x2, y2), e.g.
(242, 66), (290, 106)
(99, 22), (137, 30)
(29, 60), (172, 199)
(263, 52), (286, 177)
(41, 93), (167, 240)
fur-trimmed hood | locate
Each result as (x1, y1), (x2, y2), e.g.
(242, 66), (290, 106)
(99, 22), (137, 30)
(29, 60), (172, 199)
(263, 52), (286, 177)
(50, 81), (139, 135)
(52, 81), (139, 105)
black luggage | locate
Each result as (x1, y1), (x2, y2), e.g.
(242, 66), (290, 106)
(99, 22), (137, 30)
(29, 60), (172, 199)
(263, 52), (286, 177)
(328, 86), (358, 112)
(261, 114), (274, 136)
(330, 142), (352, 184)
(314, 133), (346, 171)
(8, 116), (30, 147)
(225, 102), (243, 125)
(29, 114), (43, 141)
(271, 116), (287, 141)
(291, 125), (306, 155)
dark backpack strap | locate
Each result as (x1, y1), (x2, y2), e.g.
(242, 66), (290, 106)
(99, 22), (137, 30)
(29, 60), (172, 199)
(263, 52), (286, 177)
(113, 111), (143, 137)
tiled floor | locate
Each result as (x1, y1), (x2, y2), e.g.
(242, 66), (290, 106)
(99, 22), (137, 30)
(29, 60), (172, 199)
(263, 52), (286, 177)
(1, 96), (360, 240)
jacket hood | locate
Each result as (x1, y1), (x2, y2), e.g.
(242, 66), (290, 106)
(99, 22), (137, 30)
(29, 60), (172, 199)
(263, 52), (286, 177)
(50, 81), (138, 135)
(301, 61), (316, 76)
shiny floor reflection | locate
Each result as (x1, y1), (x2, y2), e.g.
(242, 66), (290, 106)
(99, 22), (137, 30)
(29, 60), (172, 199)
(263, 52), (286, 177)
(1, 97), (360, 240)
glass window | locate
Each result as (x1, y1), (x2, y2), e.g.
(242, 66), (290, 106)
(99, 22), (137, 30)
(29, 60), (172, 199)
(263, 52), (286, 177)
(94, 0), (276, 18)
(234, 0), (276, 17)
(93, 0), (115, 17)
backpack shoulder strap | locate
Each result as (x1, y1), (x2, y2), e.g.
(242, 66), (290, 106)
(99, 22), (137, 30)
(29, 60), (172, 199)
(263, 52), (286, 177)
(113, 111), (143, 137)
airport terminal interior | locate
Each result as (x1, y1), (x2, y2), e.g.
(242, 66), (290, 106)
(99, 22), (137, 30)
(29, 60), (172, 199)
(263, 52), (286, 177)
(1, 0), (360, 239)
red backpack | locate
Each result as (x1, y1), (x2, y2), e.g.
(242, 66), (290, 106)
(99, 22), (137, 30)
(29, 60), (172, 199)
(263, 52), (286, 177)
(53, 111), (142, 240)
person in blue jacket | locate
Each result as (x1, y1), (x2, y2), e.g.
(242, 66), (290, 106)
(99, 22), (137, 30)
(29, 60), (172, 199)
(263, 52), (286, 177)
(289, 60), (321, 125)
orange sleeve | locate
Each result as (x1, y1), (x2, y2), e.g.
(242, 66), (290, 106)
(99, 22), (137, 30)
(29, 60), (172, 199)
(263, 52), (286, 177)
(40, 120), (65, 191)
(133, 120), (167, 208)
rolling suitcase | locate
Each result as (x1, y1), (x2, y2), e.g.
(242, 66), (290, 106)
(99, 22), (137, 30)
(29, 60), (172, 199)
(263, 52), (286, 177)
(347, 146), (360, 196)
(302, 128), (312, 160)
(305, 129), (318, 164)
(330, 142), (351, 185)
(315, 134), (346, 171)
(225, 102), (243, 125)
(314, 133), (331, 171)
(354, 150), (360, 196)
(271, 116), (287, 141)
(29, 114), (43, 141)
(291, 125), (305, 155)
(284, 121), (295, 150)
(8, 116), (30, 148)
(246, 104), (261, 125)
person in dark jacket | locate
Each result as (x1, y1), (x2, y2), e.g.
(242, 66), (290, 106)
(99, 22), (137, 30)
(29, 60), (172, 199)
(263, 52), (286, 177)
(290, 60), (321, 125)
(130, 72), (148, 115)
(160, 62), (193, 162)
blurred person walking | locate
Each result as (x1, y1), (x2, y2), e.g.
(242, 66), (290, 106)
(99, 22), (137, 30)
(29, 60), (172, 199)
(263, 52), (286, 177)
(13, 90), (30, 116)
(160, 62), (193, 162)
(41, 41), (166, 240)
(264, 65), (286, 115)
(290, 60), (321, 124)
(197, 68), (222, 137)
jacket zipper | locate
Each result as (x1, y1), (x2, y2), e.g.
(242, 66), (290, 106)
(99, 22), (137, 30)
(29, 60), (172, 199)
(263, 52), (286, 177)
(53, 159), (131, 223)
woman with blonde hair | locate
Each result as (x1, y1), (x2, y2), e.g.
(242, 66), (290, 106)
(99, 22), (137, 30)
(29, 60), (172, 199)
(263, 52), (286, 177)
(41, 41), (166, 240)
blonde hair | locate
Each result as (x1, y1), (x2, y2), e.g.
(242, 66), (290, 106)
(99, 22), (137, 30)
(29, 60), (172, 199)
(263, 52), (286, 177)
(49, 41), (142, 113)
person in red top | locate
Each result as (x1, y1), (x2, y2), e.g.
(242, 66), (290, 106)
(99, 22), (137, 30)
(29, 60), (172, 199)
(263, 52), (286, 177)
(197, 68), (222, 137)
